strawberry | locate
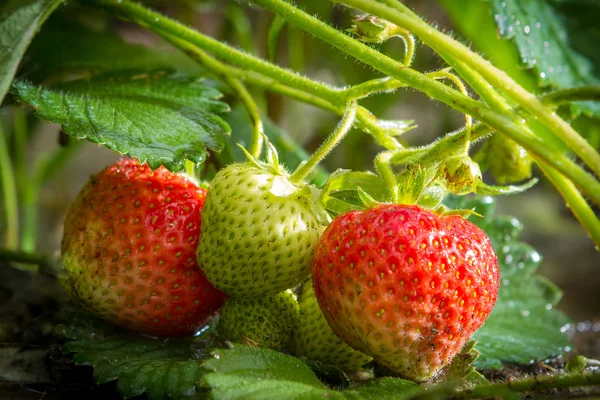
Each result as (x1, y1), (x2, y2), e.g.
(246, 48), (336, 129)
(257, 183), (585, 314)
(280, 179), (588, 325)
(61, 158), (226, 336)
(312, 204), (499, 382)
(290, 280), (372, 371)
(198, 162), (324, 297)
(219, 290), (299, 350)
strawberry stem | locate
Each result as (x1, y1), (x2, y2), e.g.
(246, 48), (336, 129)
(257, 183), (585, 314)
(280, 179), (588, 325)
(375, 151), (398, 203)
(289, 102), (358, 184)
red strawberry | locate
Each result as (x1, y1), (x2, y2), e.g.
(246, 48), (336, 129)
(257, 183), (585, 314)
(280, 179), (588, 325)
(312, 204), (499, 382)
(61, 158), (226, 336)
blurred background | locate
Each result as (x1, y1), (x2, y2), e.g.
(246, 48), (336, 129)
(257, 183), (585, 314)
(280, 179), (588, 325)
(1, 0), (598, 353)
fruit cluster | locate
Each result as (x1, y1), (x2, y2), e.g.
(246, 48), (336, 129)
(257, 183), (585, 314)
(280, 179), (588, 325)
(62, 157), (499, 382)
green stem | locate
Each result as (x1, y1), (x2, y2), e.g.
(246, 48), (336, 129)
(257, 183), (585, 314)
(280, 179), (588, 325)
(375, 151), (398, 202)
(539, 164), (600, 248)
(86, 0), (345, 107)
(0, 248), (49, 265)
(248, 0), (600, 203)
(541, 86), (600, 106)
(159, 31), (265, 159)
(290, 102), (358, 184)
(457, 372), (600, 399)
(342, 0), (600, 179)
(0, 123), (18, 249)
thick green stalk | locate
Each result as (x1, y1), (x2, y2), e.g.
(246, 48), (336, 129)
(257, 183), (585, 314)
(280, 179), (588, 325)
(0, 123), (18, 249)
(340, 0), (600, 179)
(248, 0), (600, 203)
(541, 86), (600, 107)
(290, 102), (358, 183)
(86, 0), (345, 107)
(540, 164), (600, 248)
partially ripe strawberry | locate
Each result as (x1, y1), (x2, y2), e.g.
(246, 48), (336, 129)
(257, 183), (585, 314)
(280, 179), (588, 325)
(219, 290), (299, 350)
(61, 158), (226, 336)
(290, 280), (372, 371)
(313, 204), (499, 382)
(198, 162), (324, 297)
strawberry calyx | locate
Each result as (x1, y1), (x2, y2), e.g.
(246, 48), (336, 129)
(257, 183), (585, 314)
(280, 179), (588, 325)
(238, 134), (331, 226)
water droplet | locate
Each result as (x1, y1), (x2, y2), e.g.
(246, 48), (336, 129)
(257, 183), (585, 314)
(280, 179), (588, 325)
(593, 322), (600, 332)
(502, 245), (511, 253)
(540, 72), (546, 79)
(545, 303), (552, 310)
(501, 1), (506, 7)
(524, 25), (530, 34)
(505, 255), (513, 263)
(560, 323), (571, 333)
(517, 262), (524, 269)
(494, 14), (501, 21)
(564, 346), (572, 352)
(7, 48), (12, 53)
(520, 309), (530, 317)
(515, 20), (521, 26)
(535, 22), (541, 29)
(502, 279), (510, 286)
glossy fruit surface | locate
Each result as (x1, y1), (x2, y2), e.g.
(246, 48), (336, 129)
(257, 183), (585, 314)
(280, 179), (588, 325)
(290, 280), (372, 371)
(219, 290), (299, 350)
(198, 162), (323, 297)
(313, 204), (499, 381)
(61, 158), (226, 336)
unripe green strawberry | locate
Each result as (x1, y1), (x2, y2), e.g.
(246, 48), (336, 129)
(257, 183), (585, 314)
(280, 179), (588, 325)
(290, 280), (372, 371)
(198, 162), (324, 297)
(61, 158), (226, 336)
(313, 204), (499, 382)
(219, 290), (299, 350)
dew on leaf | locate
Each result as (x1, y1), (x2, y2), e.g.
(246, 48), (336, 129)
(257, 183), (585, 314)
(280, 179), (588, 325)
(524, 25), (530, 34)
(520, 309), (530, 317)
(560, 323), (571, 333)
(545, 303), (553, 310)
(535, 22), (541, 29)
(540, 72), (547, 79)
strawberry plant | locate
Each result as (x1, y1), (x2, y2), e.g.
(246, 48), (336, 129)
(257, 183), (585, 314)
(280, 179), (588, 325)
(1, 0), (600, 399)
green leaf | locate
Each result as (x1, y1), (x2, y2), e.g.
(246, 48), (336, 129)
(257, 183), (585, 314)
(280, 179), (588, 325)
(11, 74), (230, 171)
(20, 16), (203, 82)
(202, 344), (424, 400)
(65, 336), (213, 400)
(221, 105), (328, 186)
(320, 169), (389, 216)
(489, 0), (600, 118)
(427, 341), (488, 389)
(53, 308), (124, 341)
(446, 196), (571, 369)
(0, 0), (62, 103)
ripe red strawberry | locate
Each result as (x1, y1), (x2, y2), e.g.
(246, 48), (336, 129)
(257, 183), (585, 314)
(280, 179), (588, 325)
(312, 204), (499, 382)
(61, 158), (226, 336)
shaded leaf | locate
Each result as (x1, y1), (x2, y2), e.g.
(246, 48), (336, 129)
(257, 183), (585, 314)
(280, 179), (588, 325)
(0, 0), (62, 103)
(20, 16), (203, 82)
(65, 336), (214, 400)
(11, 74), (230, 171)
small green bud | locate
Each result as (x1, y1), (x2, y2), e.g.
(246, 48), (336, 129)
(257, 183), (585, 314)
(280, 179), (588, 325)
(485, 136), (533, 185)
(348, 14), (402, 43)
(440, 156), (482, 195)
